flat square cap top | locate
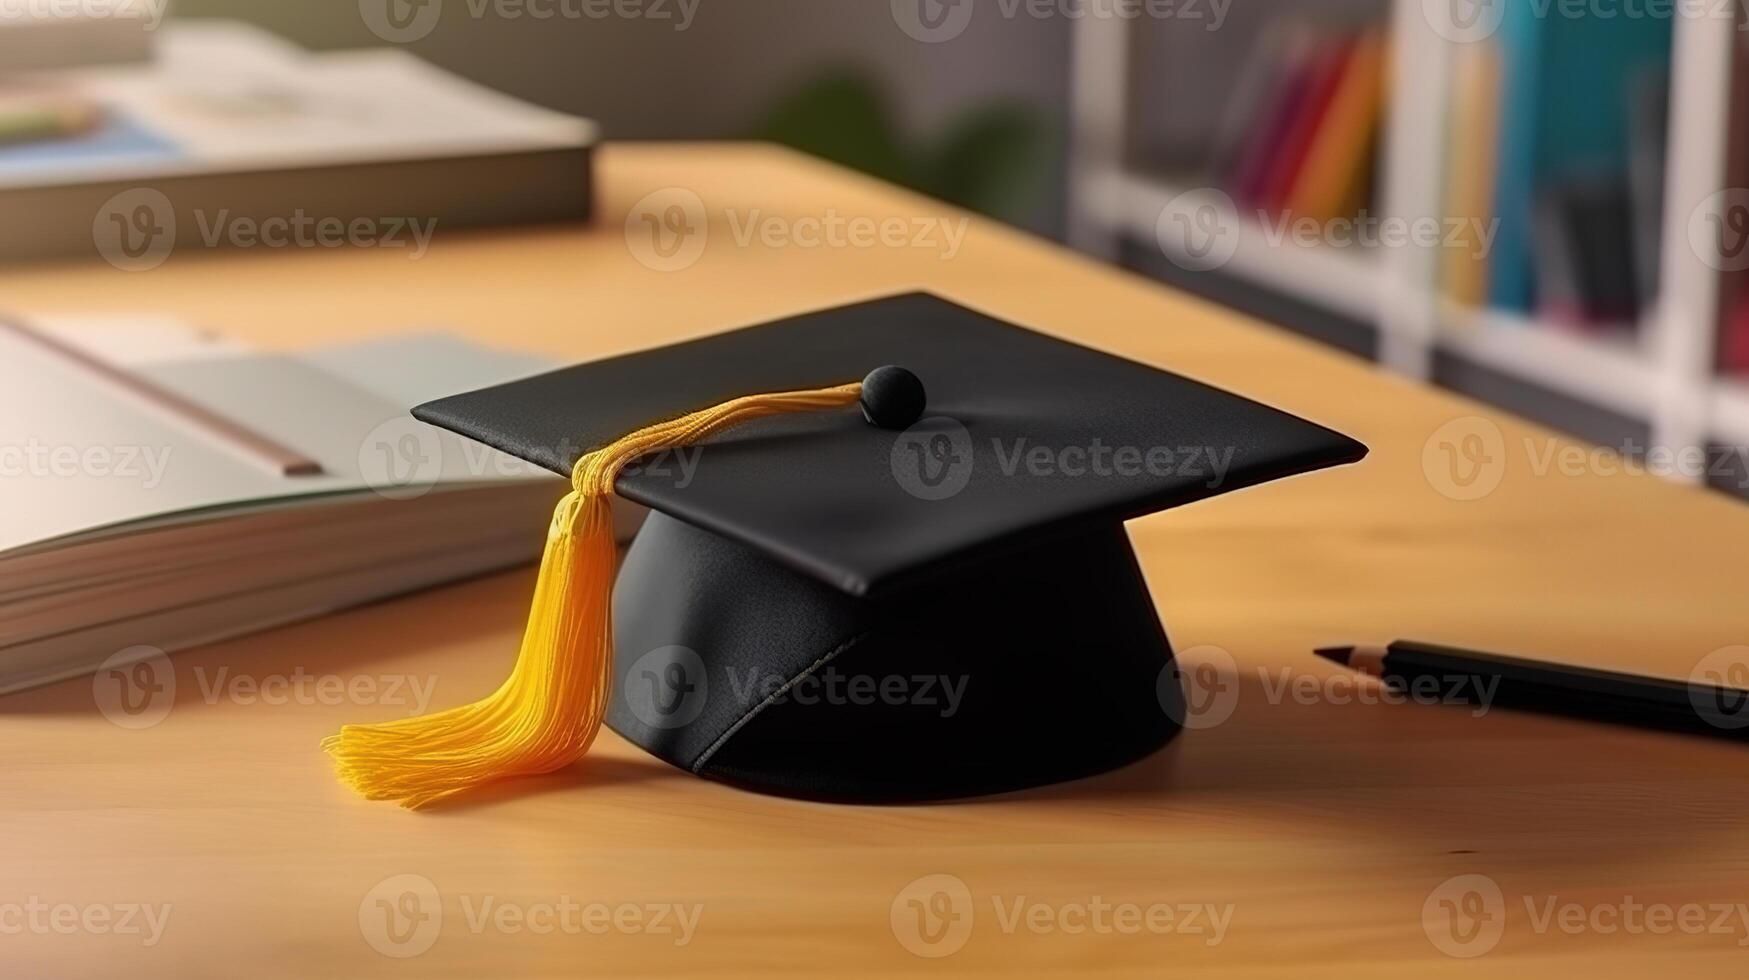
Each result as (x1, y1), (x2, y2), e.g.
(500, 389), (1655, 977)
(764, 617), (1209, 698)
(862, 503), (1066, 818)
(413, 292), (1366, 595)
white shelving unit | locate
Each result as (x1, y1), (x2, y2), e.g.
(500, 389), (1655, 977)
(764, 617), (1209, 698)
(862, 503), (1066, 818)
(1067, 0), (1749, 475)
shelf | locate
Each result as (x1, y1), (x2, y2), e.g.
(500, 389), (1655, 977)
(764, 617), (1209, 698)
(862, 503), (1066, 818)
(1085, 170), (1384, 322)
(1712, 379), (1749, 444)
(1435, 305), (1657, 419)
(1067, 6), (1749, 486)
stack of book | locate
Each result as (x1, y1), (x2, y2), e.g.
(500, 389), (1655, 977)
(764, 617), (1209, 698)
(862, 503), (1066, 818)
(1439, 11), (1671, 332)
(0, 318), (588, 695)
(0, 20), (598, 262)
(1204, 23), (1389, 230)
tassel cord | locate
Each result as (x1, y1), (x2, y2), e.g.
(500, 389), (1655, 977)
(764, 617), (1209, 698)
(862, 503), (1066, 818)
(323, 383), (862, 808)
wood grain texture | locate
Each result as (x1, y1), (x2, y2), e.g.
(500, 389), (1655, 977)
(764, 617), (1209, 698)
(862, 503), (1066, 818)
(2, 143), (1747, 978)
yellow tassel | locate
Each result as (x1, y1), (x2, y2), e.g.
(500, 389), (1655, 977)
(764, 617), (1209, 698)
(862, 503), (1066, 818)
(324, 381), (864, 808)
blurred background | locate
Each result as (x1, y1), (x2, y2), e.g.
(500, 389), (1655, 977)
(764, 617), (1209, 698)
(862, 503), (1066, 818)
(7, 0), (1749, 497)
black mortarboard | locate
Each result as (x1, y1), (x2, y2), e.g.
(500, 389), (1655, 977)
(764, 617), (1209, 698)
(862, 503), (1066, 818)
(326, 292), (1365, 806)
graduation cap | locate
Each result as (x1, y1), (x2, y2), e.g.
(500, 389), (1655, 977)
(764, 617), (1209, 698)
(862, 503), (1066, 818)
(324, 293), (1366, 807)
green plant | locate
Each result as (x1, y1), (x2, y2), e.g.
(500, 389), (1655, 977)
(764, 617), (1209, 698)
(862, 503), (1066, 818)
(753, 73), (1051, 224)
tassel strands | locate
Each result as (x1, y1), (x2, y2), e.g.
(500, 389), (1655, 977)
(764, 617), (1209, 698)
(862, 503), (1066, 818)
(323, 382), (864, 808)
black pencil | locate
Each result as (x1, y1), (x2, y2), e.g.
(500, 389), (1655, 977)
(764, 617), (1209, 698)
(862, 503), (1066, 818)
(1314, 640), (1749, 739)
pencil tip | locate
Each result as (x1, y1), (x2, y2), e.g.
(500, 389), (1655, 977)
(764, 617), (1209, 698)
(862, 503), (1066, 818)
(1313, 646), (1354, 666)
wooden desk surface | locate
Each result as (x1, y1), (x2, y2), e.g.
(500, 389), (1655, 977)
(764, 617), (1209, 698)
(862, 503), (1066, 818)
(4, 144), (1748, 978)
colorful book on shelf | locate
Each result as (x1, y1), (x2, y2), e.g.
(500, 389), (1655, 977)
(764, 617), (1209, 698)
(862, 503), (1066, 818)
(1531, 193), (1583, 324)
(1227, 27), (1319, 208)
(1627, 69), (1668, 314)
(1285, 28), (1387, 225)
(1205, 22), (1297, 189)
(1440, 38), (1501, 307)
(1254, 33), (1353, 215)
(1720, 24), (1749, 374)
(1485, 9), (1672, 314)
(1536, 175), (1638, 325)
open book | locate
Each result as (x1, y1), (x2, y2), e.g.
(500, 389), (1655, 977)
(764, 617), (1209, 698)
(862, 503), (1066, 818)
(0, 317), (587, 695)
